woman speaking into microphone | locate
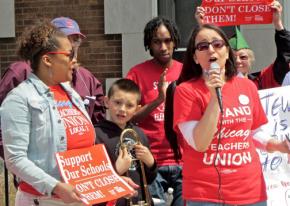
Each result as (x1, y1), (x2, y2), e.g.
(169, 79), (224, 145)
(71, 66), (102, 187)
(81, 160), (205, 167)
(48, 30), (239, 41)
(171, 23), (290, 206)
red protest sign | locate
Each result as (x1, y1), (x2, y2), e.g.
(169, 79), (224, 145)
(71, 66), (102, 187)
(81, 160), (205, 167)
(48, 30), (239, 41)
(55, 144), (134, 205)
(201, 0), (274, 26)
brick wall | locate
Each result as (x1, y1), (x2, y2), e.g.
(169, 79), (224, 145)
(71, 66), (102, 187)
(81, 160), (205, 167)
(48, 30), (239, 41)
(0, 0), (122, 85)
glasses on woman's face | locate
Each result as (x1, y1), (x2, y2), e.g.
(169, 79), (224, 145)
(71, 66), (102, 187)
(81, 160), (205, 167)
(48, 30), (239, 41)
(236, 54), (249, 61)
(195, 39), (225, 51)
(45, 50), (75, 61)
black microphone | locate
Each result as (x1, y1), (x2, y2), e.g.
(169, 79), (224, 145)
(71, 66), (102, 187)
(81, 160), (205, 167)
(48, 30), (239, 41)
(210, 62), (223, 113)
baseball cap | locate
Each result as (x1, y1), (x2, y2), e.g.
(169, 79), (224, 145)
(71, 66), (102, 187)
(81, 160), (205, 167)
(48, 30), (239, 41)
(229, 26), (249, 51)
(51, 17), (86, 38)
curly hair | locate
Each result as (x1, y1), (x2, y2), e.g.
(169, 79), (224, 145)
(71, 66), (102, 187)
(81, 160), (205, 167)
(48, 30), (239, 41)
(17, 20), (67, 71)
(143, 17), (180, 56)
(245, 48), (255, 69)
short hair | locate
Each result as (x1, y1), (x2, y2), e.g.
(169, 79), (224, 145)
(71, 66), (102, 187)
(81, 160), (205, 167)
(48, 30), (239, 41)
(177, 24), (237, 84)
(144, 17), (180, 56)
(108, 79), (141, 104)
(17, 20), (67, 71)
(245, 48), (255, 68)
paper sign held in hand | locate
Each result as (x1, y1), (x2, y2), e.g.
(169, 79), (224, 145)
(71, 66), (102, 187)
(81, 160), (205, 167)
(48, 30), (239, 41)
(56, 144), (134, 205)
(201, 0), (274, 26)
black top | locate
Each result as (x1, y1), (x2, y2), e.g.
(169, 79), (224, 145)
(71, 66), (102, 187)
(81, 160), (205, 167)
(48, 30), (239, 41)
(95, 120), (157, 206)
(273, 29), (290, 84)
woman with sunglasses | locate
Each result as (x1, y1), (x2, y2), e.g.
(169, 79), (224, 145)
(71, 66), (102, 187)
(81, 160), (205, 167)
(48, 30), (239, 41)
(1, 21), (95, 206)
(171, 24), (290, 206)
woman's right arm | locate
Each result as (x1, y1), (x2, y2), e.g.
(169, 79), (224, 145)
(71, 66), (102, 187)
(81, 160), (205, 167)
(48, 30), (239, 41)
(1, 92), (83, 203)
(175, 71), (223, 152)
(175, 88), (220, 152)
(1, 92), (59, 196)
(191, 98), (220, 152)
(193, 68), (225, 152)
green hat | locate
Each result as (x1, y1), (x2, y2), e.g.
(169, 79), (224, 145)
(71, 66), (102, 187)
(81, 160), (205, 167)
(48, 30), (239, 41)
(229, 26), (250, 50)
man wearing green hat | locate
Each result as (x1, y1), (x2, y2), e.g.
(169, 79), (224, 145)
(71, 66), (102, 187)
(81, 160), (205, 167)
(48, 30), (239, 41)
(229, 26), (256, 79)
(228, 1), (290, 89)
(229, 27), (250, 51)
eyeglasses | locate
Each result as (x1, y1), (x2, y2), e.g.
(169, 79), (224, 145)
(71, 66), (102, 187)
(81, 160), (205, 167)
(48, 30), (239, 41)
(236, 54), (249, 61)
(45, 50), (75, 61)
(195, 39), (225, 51)
(152, 38), (173, 46)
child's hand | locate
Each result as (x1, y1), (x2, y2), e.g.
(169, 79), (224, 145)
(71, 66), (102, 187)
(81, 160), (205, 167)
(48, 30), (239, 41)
(134, 144), (154, 168)
(115, 147), (132, 175)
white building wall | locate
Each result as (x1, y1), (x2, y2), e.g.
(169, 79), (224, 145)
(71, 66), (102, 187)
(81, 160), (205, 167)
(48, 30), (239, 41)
(122, 33), (151, 76)
(104, 0), (157, 81)
(0, 0), (15, 38)
(241, 24), (276, 73)
(282, 0), (290, 30)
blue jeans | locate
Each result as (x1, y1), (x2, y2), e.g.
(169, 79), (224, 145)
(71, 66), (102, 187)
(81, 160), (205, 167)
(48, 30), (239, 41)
(186, 200), (267, 206)
(149, 165), (183, 206)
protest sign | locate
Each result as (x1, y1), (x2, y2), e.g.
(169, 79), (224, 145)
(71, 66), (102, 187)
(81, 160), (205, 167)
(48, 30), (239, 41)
(201, 0), (274, 26)
(258, 86), (290, 206)
(55, 144), (133, 205)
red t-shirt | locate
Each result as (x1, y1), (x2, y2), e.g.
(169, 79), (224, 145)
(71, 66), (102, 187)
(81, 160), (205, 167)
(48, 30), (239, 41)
(253, 64), (280, 89)
(173, 77), (268, 205)
(20, 85), (95, 195)
(127, 59), (182, 166)
(50, 85), (95, 150)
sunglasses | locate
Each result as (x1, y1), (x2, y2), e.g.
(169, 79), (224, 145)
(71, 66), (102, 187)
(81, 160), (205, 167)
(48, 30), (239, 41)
(195, 39), (225, 51)
(45, 50), (75, 61)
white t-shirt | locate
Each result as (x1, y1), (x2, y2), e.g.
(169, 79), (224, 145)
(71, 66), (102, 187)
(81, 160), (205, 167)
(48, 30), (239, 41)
(282, 71), (290, 86)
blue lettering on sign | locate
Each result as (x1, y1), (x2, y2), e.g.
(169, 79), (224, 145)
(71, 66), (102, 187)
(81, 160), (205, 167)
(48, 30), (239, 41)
(260, 93), (290, 116)
(260, 150), (283, 172)
(260, 93), (274, 116)
(272, 119), (288, 137)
